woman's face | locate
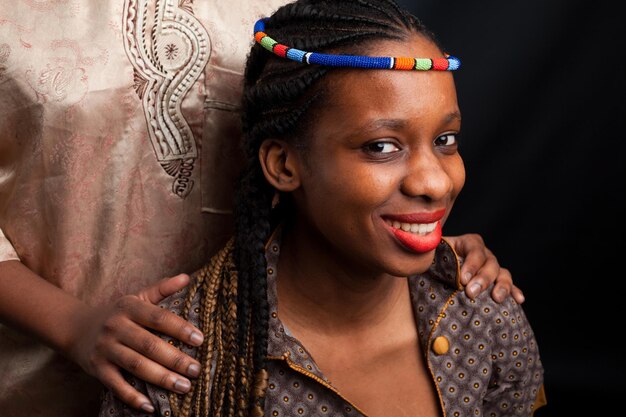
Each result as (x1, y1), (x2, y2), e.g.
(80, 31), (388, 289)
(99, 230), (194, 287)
(288, 34), (465, 278)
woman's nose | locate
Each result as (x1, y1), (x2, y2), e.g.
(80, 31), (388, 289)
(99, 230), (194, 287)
(400, 151), (453, 201)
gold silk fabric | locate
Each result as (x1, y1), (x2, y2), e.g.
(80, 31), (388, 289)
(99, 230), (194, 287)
(0, 229), (18, 261)
(0, 1), (289, 416)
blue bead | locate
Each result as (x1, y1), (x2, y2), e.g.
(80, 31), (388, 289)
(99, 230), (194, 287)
(447, 56), (461, 71)
(307, 53), (391, 69)
(254, 19), (266, 34)
(287, 49), (306, 63)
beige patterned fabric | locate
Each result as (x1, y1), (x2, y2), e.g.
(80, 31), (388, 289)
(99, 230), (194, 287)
(0, 228), (19, 261)
(100, 234), (545, 417)
(0, 1), (289, 416)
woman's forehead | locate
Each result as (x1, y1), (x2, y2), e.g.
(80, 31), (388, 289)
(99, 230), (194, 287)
(320, 57), (459, 132)
(323, 35), (454, 98)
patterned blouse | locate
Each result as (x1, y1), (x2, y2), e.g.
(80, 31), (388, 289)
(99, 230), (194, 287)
(100, 235), (546, 417)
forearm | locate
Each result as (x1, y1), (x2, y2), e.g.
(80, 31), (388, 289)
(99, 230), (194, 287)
(0, 260), (88, 355)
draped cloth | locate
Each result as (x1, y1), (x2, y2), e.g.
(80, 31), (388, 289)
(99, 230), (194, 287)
(0, 1), (289, 415)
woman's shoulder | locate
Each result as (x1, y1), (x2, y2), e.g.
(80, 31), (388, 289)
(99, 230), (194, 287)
(410, 239), (538, 343)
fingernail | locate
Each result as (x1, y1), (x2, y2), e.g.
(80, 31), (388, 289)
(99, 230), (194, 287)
(174, 379), (191, 393)
(462, 272), (472, 284)
(141, 403), (155, 413)
(497, 288), (507, 301)
(188, 363), (201, 378)
(468, 283), (481, 297)
(189, 331), (204, 345)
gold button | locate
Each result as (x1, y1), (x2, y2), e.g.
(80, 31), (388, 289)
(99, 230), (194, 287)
(432, 336), (450, 355)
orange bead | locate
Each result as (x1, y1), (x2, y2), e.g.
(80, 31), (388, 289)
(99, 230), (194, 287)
(395, 57), (415, 70)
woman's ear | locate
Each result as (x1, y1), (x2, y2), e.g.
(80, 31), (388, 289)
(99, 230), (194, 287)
(259, 139), (302, 192)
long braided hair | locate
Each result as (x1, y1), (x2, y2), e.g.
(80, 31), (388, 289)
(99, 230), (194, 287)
(171, 1), (438, 416)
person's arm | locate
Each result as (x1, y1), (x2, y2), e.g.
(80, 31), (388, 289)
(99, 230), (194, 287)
(0, 260), (203, 413)
(444, 233), (525, 304)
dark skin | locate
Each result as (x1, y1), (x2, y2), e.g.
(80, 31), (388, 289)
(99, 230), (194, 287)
(260, 34), (462, 417)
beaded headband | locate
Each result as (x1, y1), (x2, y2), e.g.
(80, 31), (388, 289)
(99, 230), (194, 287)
(253, 18), (460, 71)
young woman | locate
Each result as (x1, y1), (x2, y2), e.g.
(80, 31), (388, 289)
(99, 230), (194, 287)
(100, 1), (545, 416)
(0, 0), (517, 415)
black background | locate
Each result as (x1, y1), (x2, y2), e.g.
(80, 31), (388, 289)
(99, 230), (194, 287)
(396, 0), (625, 415)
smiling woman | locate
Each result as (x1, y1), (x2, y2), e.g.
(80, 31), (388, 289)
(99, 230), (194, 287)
(264, 36), (465, 279)
(99, 1), (545, 416)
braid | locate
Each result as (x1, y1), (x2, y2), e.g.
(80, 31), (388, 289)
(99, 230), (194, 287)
(234, 164), (273, 416)
(169, 239), (242, 417)
(170, 1), (434, 416)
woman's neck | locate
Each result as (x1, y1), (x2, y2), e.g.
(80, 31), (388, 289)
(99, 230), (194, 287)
(276, 227), (411, 337)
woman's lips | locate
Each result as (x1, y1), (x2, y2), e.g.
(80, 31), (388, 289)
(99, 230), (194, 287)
(383, 210), (445, 253)
(384, 209), (446, 224)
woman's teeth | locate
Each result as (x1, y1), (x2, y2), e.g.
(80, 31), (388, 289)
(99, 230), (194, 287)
(386, 220), (438, 235)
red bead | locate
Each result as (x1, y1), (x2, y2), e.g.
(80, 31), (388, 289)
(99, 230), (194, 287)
(273, 44), (288, 58)
(432, 58), (449, 70)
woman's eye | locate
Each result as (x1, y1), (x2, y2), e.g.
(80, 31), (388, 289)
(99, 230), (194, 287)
(434, 133), (458, 147)
(364, 141), (401, 154)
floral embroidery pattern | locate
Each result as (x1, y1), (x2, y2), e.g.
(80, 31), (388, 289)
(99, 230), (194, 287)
(123, 0), (211, 198)
(23, 38), (106, 105)
(164, 43), (179, 60)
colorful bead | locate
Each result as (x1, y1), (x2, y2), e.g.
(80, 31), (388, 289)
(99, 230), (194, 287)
(253, 18), (460, 72)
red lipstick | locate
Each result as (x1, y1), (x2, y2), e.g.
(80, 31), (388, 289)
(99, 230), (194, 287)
(384, 209), (445, 253)
(384, 209), (446, 224)
(391, 221), (442, 253)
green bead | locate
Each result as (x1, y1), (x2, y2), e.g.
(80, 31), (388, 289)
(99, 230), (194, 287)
(414, 59), (433, 70)
(260, 36), (277, 51)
